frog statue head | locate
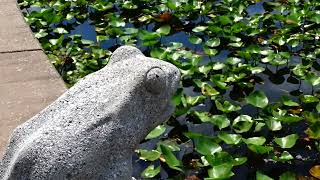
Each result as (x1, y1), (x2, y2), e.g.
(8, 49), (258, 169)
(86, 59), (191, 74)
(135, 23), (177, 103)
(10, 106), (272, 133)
(0, 46), (180, 180)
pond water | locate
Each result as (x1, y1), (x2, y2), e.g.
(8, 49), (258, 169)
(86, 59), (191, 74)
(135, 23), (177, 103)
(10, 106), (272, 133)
(23, 0), (320, 179)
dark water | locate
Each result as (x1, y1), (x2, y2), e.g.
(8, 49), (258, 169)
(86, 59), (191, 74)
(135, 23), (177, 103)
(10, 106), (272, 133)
(64, 2), (318, 179)
(26, 1), (319, 179)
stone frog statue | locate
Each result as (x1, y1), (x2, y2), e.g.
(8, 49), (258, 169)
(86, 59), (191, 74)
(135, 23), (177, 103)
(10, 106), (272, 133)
(0, 46), (180, 180)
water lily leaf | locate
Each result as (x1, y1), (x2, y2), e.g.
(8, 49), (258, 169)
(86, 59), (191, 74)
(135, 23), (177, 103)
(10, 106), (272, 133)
(187, 133), (222, 155)
(186, 95), (206, 106)
(122, 1), (138, 9)
(274, 134), (299, 149)
(150, 47), (166, 59)
(233, 157), (247, 166)
(145, 125), (166, 140)
(254, 122), (266, 132)
(309, 165), (320, 179)
(167, 0), (180, 10)
(281, 96), (299, 106)
(226, 57), (242, 65)
(279, 171), (296, 180)
(305, 73), (320, 86)
(246, 90), (269, 108)
(189, 35), (202, 44)
(201, 83), (220, 96)
(249, 66), (265, 74)
(305, 122), (320, 139)
(207, 163), (234, 179)
(195, 139), (222, 156)
(203, 46), (218, 56)
(138, 15), (152, 22)
(205, 152), (233, 166)
(109, 19), (125, 27)
(310, 14), (320, 23)
(243, 137), (266, 145)
(192, 26), (208, 32)
(53, 27), (68, 34)
(247, 144), (273, 154)
(35, 29), (48, 38)
(256, 171), (274, 180)
(194, 112), (230, 129)
(125, 28), (139, 34)
(210, 75), (228, 89)
(96, 35), (109, 42)
(160, 144), (183, 171)
(81, 39), (94, 45)
(219, 15), (232, 25)
(215, 100), (241, 113)
(279, 151), (294, 161)
(156, 25), (171, 36)
(210, 115), (230, 129)
(141, 165), (160, 178)
(317, 103), (320, 113)
(266, 119), (282, 131)
(300, 95), (319, 103)
(206, 38), (220, 47)
(218, 132), (242, 145)
(303, 112), (320, 123)
(232, 115), (253, 133)
(136, 149), (161, 161)
(49, 36), (63, 46)
(157, 140), (180, 152)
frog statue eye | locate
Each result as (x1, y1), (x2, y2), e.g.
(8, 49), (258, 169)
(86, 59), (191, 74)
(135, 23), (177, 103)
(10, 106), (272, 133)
(144, 67), (167, 95)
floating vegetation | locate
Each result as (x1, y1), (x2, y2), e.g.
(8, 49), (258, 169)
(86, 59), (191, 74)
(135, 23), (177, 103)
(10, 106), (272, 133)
(19, 0), (320, 179)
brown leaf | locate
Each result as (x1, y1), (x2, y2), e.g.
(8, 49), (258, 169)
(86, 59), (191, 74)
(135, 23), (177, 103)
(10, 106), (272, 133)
(310, 165), (320, 179)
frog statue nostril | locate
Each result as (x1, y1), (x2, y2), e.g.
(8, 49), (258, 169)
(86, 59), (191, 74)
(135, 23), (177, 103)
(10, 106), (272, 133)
(144, 67), (167, 95)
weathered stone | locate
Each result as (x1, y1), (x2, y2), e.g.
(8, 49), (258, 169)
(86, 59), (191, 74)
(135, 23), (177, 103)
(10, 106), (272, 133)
(0, 46), (180, 180)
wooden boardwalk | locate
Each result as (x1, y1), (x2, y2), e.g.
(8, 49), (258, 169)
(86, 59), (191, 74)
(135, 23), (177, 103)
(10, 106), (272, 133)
(0, 0), (66, 156)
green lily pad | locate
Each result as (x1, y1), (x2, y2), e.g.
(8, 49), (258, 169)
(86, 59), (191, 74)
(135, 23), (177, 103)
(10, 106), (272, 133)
(256, 171), (274, 180)
(218, 132), (242, 145)
(300, 95), (319, 103)
(189, 35), (203, 44)
(243, 137), (266, 145)
(206, 38), (220, 47)
(205, 151), (233, 166)
(160, 144), (182, 171)
(141, 165), (161, 178)
(215, 100), (241, 113)
(281, 96), (299, 106)
(136, 149), (161, 161)
(156, 25), (171, 36)
(305, 122), (320, 139)
(246, 90), (269, 108)
(232, 115), (253, 133)
(194, 112), (230, 129)
(207, 163), (234, 179)
(266, 118), (282, 131)
(279, 171), (296, 180)
(274, 134), (299, 149)
(226, 57), (242, 65)
(192, 26), (208, 32)
(247, 144), (273, 154)
(145, 125), (166, 140)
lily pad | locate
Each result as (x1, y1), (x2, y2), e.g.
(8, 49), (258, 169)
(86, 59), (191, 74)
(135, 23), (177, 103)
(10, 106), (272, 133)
(274, 134), (299, 149)
(246, 90), (269, 108)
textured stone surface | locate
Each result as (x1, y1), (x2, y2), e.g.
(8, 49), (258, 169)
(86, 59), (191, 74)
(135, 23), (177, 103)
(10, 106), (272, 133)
(0, 0), (42, 52)
(0, 46), (180, 180)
